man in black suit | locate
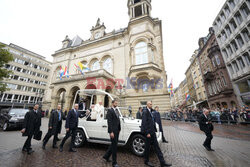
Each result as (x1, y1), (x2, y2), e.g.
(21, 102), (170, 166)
(141, 101), (172, 167)
(43, 105), (64, 149)
(59, 104), (80, 152)
(198, 108), (214, 151)
(21, 104), (42, 154)
(103, 99), (121, 167)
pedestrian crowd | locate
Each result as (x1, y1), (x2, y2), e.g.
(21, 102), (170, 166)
(164, 105), (250, 124)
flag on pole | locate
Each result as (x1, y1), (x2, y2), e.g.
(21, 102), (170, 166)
(74, 64), (84, 75)
(59, 66), (64, 80)
(185, 93), (190, 101)
(168, 79), (174, 97)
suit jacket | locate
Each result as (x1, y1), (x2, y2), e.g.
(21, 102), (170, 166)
(65, 109), (79, 129)
(136, 111), (142, 119)
(152, 110), (163, 132)
(198, 114), (214, 133)
(23, 109), (42, 136)
(49, 110), (64, 134)
(141, 108), (157, 135)
(107, 108), (121, 134)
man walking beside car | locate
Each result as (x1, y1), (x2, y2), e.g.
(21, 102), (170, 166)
(59, 104), (80, 152)
(43, 105), (64, 149)
(21, 104), (42, 154)
(141, 101), (172, 167)
(103, 99), (121, 167)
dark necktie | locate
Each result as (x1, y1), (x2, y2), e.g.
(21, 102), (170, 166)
(115, 108), (119, 118)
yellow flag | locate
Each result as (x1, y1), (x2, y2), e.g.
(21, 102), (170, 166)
(78, 62), (83, 70)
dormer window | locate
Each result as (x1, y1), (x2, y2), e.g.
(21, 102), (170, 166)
(134, 0), (141, 4)
(135, 5), (142, 17)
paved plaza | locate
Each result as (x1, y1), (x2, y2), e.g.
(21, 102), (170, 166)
(0, 118), (249, 167)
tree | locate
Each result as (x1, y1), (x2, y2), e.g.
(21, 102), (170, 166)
(0, 44), (13, 93)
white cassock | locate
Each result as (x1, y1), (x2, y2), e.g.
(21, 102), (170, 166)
(94, 104), (104, 120)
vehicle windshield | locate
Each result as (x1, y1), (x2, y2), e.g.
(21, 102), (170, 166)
(9, 109), (29, 115)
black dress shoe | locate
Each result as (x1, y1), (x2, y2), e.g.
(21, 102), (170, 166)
(22, 148), (28, 152)
(163, 140), (169, 143)
(103, 156), (111, 162)
(27, 149), (34, 155)
(203, 144), (210, 151)
(59, 147), (63, 152)
(161, 162), (172, 167)
(113, 164), (119, 167)
(209, 148), (215, 151)
(69, 149), (77, 152)
(52, 145), (58, 149)
(144, 161), (154, 167)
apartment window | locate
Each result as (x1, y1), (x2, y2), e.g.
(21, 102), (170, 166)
(17, 85), (22, 90)
(24, 61), (29, 66)
(208, 83), (213, 95)
(232, 61), (239, 72)
(215, 54), (221, 65)
(241, 29), (249, 42)
(217, 18), (222, 27)
(225, 25), (232, 36)
(222, 49), (229, 58)
(135, 42), (148, 65)
(13, 75), (19, 80)
(235, 12), (243, 25)
(16, 67), (21, 72)
(212, 82), (217, 94)
(221, 31), (227, 40)
(220, 12), (226, 22)
(224, 5), (231, 16)
(237, 57), (246, 69)
(222, 76), (227, 87)
(228, 0), (235, 9)
(216, 80), (221, 92)
(236, 35), (244, 47)
(229, 19), (237, 31)
(243, 52), (250, 65)
(226, 45), (233, 55)
(212, 58), (216, 67)
(231, 40), (238, 51)
(240, 3), (250, 19)
(228, 64), (234, 74)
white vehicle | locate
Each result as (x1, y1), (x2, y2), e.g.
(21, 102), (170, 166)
(72, 89), (162, 156)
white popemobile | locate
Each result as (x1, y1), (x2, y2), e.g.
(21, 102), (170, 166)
(72, 89), (162, 156)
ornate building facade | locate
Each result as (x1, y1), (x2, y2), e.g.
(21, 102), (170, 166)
(44, 0), (170, 114)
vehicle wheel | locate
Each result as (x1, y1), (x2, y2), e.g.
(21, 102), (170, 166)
(74, 129), (86, 147)
(3, 122), (8, 131)
(130, 134), (146, 157)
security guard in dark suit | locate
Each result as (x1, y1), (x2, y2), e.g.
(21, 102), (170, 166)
(103, 99), (121, 167)
(141, 101), (172, 167)
(198, 108), (214, 151)
(43, 105), (64, 149)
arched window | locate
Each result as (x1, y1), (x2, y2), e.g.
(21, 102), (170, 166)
(103, 58), (113, 74)
(135, 42), (148, 65)
(91, 60), (100, 71)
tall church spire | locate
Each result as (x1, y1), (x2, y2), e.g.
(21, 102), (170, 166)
(127, 0), (152, 20)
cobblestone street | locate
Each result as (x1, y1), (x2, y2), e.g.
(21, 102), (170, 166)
(0, 119), (249, 167)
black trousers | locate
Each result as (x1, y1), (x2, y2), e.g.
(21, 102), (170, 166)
(203, 131), (213, 149)
(144, 133), (165, 165)
(161, 131), (167, 141)
(23, 135), (33, 150)
(60, 128), (76, 150)
(43, 129), (58, 147)
(103, 132), (119, 165)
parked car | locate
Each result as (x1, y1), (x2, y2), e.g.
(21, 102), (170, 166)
(72, 89), (162, 157)
(0, 108), (29, 131)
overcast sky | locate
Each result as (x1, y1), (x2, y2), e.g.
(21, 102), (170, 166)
(0, 0), (226, 87)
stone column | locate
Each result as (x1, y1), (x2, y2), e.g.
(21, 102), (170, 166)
(64, 95), (73, 112)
